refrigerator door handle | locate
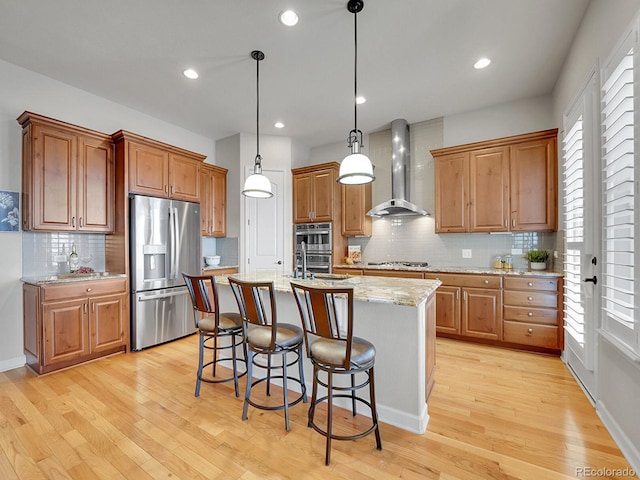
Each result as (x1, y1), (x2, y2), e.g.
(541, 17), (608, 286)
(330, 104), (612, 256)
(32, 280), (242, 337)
(173, 206), (181, 278)
(169, 207), (176, 279)
(138, 290), (187, 301)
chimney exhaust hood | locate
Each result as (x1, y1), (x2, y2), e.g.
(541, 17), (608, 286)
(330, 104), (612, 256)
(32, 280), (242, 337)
(367, 119), (429, 217)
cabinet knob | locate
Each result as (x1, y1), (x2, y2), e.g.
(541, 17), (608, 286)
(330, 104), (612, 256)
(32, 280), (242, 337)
(528, 312), (533, 317)
(527, 328), (533, 334)
(527, 296), (533, 301)
(484, 280), (489, 284)
(528, 282), (533, 287)
(86, 287), (92, 292)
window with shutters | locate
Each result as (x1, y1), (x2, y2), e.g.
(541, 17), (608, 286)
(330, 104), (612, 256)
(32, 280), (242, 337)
(600, 26), (639, 357)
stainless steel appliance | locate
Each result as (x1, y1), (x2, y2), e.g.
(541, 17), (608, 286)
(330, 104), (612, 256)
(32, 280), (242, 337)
(294, 222), (332, 275)
(130, 195), (201, 350)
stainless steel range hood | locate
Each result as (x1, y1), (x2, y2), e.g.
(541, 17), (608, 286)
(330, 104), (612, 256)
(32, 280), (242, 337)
(367, 119), (429, 217)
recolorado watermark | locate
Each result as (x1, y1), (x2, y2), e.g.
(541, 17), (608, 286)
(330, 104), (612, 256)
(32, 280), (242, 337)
(576, 466), (636, 477)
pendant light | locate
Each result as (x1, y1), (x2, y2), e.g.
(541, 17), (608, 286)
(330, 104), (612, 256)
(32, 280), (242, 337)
(337, 0), (375, 185)
(242, 50), (274, 198)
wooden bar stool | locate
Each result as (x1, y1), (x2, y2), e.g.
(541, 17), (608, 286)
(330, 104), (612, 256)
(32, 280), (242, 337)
(290, 282), (382, 465)
(228, 277), (307, 431)
(183, 273), (246, 397)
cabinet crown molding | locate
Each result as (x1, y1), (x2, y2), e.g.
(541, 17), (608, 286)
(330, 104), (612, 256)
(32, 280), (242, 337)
(111, 129), (207, 162)
(430, 128), (558, 157)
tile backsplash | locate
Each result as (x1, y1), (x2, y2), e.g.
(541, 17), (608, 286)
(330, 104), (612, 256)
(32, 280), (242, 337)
(202, 236), (238, 267)
(347, 216), (561, 271)
(22, 232), (106, 277)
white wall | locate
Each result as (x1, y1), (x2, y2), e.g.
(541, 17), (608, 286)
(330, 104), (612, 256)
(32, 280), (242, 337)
(551, 0), (640, 471)
(444, 94), (555, 147)
(0, 59), (215, 370)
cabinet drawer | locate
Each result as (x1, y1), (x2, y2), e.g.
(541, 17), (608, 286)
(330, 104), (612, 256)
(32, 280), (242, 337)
(503, 276), (559, 292)
(364, 270), (423, 279)
(503, 321), (559, 349)
(503, 305), (559, 325)
(42, 279), (127, 302)
(503, 290), (558, 308)
(424, 273), (501, 289)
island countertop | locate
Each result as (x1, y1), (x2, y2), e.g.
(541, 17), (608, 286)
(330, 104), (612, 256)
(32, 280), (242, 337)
(216, 271), (441, 307)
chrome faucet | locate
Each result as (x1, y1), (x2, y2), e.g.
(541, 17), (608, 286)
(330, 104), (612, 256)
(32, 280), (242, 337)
(301, 240), (308, 279)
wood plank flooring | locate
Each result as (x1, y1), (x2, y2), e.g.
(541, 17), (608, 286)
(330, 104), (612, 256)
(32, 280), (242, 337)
(0, 336), (635, 479)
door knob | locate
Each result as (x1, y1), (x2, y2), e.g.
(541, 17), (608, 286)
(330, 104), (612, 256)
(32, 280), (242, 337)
(276, 260), (282, 265)
(583, 275), (598, 285)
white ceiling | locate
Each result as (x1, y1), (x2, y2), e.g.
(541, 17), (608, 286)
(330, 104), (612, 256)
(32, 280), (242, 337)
(0, 0), (589, 150)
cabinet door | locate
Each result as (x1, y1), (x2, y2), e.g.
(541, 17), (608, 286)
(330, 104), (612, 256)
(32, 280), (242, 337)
(293, 173), (313, 223)
(210, 168), (227, 237)
(312, 169), (335, 221)
(342, 183), (372, 236)
(31, 124), (77, 231)
(469, 146), (509, 232)
(90, 294), (127, 353)
(78, 135), (113, 232)
(169, 153), (200, 202)
(462, 287), (502, 340)
(510, 137), (557, 231)
(435, 285), (461, 334)
(128, 141), (169, 197)
(434, 153), (468, 233)
(199, 168), (212, 235)
(43, 299), (89, 365)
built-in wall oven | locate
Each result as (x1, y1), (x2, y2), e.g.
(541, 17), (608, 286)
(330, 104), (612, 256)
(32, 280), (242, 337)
(294, 222), (332, 274)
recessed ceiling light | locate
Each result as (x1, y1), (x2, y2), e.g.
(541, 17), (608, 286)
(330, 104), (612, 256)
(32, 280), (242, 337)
(183, 68), (199, 79)
(474, 58), (491, 69)
(274, 121), (285, 129)
(279, 10), (299, 26)
(356, 96), (366, 105)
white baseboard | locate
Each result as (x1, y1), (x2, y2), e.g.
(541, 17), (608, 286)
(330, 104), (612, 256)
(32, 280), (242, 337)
(0, 355), (26, 373)
(597, 399), (640, 474)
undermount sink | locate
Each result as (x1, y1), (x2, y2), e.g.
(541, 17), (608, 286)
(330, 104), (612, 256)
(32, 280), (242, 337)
(313, 273), (351, 280)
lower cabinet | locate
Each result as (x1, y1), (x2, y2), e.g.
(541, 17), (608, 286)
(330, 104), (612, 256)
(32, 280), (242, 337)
(23, 278), (129, 374)
(424, 273), (502, 341)
(502, 276), (563, 350)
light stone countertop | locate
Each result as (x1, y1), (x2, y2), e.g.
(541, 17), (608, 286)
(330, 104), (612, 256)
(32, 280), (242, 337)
(21, 273), (127, 286)
(334, 263), (563, 277)
(216, 271), (441, 307)
(202, 265), (239, 272)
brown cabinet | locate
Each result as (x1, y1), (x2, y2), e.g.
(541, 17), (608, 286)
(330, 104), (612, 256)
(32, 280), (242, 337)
(117, 131), (204, 202)
(292, 163), (338, 223)
(341, 183), (372, 236)
(200, 163), (228, 237)
(18, 112), (114, 233)
(23, 278), (128, 374)
(363, 269), (423, 279)
(424, 273), (502, 340)
(502, 276), (563, 351)
(431, 129), (558, 233)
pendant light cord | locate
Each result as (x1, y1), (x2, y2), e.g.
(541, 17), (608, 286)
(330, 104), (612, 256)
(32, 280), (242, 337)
(256, 51), (260, 164)
(353, 5), (358, 134)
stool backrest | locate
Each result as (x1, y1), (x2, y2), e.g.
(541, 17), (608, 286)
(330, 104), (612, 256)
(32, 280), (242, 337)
(228, 278), (277, 350)
(290, 282), (354, 369)
(182, 273), (220, 329)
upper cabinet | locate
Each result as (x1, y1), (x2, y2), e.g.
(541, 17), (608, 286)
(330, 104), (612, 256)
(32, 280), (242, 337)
(431, 129), (558, 233)
(292, 163), (340, 223)
(18, 112), (114, 233)
(114, 131), (204, 203)
(200, 163), (227, 237)
(341, 183), (372, 236)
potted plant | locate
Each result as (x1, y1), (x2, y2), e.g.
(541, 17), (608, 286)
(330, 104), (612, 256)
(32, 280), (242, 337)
(526, 249), (549, 270)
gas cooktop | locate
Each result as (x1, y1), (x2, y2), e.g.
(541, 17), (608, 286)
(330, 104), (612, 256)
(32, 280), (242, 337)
(367, 261), (429, 267)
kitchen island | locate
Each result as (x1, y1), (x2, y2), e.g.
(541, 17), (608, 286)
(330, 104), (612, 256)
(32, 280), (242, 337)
(215, 271), (441, 434)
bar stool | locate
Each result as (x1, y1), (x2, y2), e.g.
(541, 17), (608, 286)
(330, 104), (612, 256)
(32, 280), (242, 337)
(183, 273), (246, 397)
(228, 277), (307, 431)
(290, 282), (382, 465)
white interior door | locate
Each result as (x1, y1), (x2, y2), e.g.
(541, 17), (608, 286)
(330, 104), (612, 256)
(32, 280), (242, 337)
(562, 71), (599, 401)
(245, 169), (285, 273)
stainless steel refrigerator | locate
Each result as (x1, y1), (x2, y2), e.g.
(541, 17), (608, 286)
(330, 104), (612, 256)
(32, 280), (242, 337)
(130, 194), (201, 350)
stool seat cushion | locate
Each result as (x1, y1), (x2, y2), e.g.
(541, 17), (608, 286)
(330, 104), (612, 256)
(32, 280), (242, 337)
(247, 322), (303, 349)
(198, 312), (243, 333)
(310, 336), (376, 369)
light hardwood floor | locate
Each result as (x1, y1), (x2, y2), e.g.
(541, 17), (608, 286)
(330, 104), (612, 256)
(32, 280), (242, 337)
(0, 336), (635, 479)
